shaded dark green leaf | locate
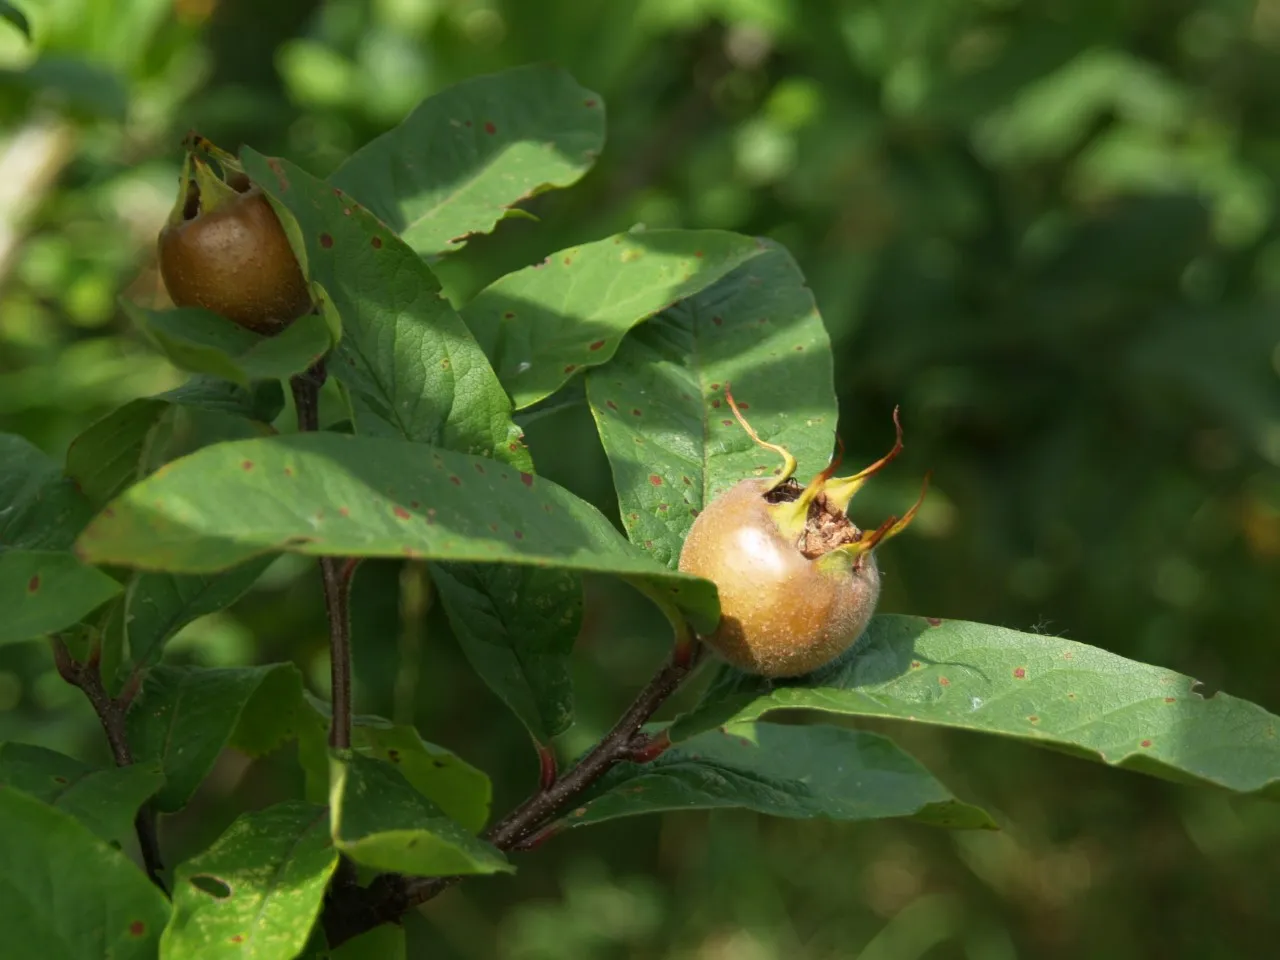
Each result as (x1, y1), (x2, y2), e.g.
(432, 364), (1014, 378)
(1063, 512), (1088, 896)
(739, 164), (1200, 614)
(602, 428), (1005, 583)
(126, 663), (311, 812)
(0, 742), (164, 847)
(123, 302), (332, 387)
(569, 722), (994, 830)
(1, 432), (94, 550)
(0, 549), (121, 646)
(432, 562), (579, 743)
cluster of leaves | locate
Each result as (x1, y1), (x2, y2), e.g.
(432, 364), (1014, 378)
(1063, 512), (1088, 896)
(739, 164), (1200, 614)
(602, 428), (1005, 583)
(4, 63), (1280, 959)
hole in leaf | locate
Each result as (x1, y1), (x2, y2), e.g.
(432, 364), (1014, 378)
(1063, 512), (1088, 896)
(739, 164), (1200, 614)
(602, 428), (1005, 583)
(191, 874), (232, 899)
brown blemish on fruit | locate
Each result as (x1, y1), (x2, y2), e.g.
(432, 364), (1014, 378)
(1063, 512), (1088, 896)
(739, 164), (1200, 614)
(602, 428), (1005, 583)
(320, 233), (333, 249)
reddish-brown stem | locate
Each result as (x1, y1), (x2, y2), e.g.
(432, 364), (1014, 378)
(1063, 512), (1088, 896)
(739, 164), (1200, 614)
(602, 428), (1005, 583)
(290, 364), (357, 750)
(536, 742), (558, 791)
(51, 636), (166, 891)
(322, 641), (705, 947)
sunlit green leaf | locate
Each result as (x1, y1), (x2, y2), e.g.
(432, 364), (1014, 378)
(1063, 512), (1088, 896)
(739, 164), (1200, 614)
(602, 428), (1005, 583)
(242, 150), (528, 467)
(75, 432), (720, 633)
(676, 615), (1280, 798)
(330, 753), (510, 878)
(0, 787), (169, 958)
(462, 230), (766, 409)
(330, 64), (605, 257)
(586, 240), (838, 566)
(162, 801), (337, 959)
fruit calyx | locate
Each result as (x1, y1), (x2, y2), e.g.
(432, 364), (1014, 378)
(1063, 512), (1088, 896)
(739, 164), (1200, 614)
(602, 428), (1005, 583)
(726, 387), (929, 565)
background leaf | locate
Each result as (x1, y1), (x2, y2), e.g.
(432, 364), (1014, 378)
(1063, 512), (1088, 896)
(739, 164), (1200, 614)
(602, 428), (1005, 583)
(126, 663), (311, 812)
(0, 787), (169, 959)
(242, 150), (528, 467)
(676, 615), (1280, 798)
(461, 230), (767, 410)
(330, 63), (605, 258)
(123, 303), (332, 386)
(585, 241), (839, 566)
(0, 1), (30, 40)
(0, 742), (164, 847)
(567, 722), (995, 830)
(0, 548), (121, 645)
(162, 801), (337, 960)
(76, 432), (720, 633)
(330, 753), (511, 878)
(431, 562), (579, 743)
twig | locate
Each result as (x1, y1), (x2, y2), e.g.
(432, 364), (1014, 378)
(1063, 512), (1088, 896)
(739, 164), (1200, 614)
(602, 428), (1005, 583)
(322, 638), (704, 947)
(51, 637), (167, 891)
(289, 363), (357, 750)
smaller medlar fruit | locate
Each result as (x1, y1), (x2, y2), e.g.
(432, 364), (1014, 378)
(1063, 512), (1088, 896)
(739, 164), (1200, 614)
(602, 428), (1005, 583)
(157, 136), (311, 334)
(678, 391), (928, 678)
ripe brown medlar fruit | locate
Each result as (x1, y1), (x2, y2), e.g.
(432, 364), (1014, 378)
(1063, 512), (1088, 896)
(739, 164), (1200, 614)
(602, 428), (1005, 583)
(157, 136), (311, 334)
(678, 390), (928, 678)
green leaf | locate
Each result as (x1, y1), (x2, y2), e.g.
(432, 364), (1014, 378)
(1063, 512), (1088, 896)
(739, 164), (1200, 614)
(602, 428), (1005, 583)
(330, 924), (406, 960)
(0, 743), (164, 847)
(0, 787), (169, 958)
(162, 801), (337, 960)
(330, 753), (511, 878)
(127, 663), (311, 812)
(0, 2), (30, 40)
(675, 615), (1280, 799)
(431, 563), (578, 742)
(585, 240), (838, 566)
(118, 558), (275, 674)
(241, 150), (528, 467)
(75, 432), (720, 634)
(1, 432), (94, 550)
(568, 722), (995, 830)
(462, 230), (768, 410)
(0, 549), (122, 645)
(300, 700), (492, 833)
(123, 302), (332, 387)
(66, 379), (282, 508)
(329, 64), (605, 258)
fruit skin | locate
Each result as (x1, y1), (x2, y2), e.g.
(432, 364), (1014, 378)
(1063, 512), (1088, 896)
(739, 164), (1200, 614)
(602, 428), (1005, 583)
(678, 478), (881, 678)
(158, 186), (310, 334)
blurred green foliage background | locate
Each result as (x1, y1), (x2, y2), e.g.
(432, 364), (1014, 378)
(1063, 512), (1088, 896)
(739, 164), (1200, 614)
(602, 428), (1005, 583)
(3, 0), (1280, 957)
